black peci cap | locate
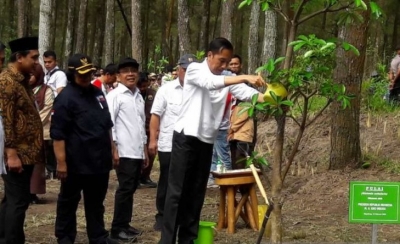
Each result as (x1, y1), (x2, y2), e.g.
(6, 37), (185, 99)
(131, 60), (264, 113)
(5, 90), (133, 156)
(118, 57), (140, 70)
(9, 37), (38, 53)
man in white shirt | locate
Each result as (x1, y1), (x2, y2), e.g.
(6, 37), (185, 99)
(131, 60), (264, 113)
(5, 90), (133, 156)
(160, 38), (265, 244)
(43, 50), (67, 97)
(148, 54), (197, 231)
(107, 57), (148, 242)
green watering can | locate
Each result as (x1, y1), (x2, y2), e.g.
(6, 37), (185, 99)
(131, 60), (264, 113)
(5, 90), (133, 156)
(194, 221), (217, 244)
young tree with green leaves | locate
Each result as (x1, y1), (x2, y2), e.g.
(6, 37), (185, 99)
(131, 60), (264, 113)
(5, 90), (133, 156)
(238, 0), (382, 243)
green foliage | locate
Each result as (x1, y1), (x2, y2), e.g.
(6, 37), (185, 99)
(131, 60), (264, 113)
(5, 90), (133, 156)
(195, 50), (205, 62)
(236, 151), (269, 168)
(147, 45), (169, 73)
(240, 34), (356, 120)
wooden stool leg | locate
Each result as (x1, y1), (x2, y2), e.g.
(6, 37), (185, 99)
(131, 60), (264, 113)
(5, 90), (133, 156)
(227, 186), (235, 234)
(249, 183), (259, 230)
(245, 201), (257, 230)
(234, 191), (249, 223)
(217, 186), (226, 230)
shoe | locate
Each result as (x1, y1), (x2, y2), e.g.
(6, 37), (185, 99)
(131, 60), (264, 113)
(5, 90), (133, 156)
(138, 178), (157, 188)
(30, 194), (45, 204)
(110, 230), (137, 242)
(127, 226), (142, 236)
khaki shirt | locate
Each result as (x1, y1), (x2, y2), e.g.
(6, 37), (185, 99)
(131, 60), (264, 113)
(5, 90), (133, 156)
(0, 65), (44, 165)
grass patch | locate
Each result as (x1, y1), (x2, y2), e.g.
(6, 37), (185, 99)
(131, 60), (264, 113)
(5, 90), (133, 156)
(362, 153), (400, 174)
(291, 230), (307, 240)
(361, 79), (400, 114)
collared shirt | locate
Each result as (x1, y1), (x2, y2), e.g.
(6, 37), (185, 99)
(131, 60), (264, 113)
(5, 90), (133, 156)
(0, 66), (44, 165)
(107, 84), (147, 159)
(45, 66), (68, 97)
(151, 79), (183, 152)
(174, 60), (258, 144)
(50, 83), (113, 174)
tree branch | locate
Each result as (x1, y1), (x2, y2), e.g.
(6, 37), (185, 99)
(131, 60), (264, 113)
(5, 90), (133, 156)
(306, 100), (332, 127)
(293, 0), (308, 22)
(287, 115), (301, 127)
(282, 96), (308, 180)
(298, 3), (352, 25)
(269, 2), (290, 23)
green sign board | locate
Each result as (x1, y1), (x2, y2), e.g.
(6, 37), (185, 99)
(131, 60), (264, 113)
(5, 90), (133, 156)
(349, 181), (400, 224)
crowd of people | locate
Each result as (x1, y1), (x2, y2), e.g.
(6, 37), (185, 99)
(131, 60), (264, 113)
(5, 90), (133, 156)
(0, 36), (265, 244)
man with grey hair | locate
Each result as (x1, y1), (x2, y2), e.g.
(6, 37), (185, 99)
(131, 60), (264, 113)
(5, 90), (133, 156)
(148, 54), (197, 231)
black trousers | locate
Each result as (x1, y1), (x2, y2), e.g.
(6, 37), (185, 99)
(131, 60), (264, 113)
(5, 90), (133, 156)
(0, 165), (34, 244)
(160, 131), (213, 244)
(44, 140), (56, 173)
(55, 173), (109, 244)
(155, 151), (171, 225)
(111, 158), (142, 232)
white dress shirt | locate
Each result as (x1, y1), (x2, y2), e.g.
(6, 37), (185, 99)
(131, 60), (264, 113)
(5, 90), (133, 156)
(150, 79), (183, 152)
(106, 84), (147, 159)
(45, 66), (68, 97)
(174, 60), (258, 144)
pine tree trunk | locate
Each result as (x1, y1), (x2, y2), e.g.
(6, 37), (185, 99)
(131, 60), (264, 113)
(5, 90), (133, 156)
(142, 0), (150, 67)
(330, 10), (370, 170)
(131, 0), (142, 63)
(270, 114), (285, 244)
(63, 0), (75, 69)
(103, 0), (114, 65)
(212, 0), (222, 39)
(177, 0), (191, 55)
(26, 0), (33, 36)
(247, 0), (260, 74)
(199, 0), (211, 51)
(236, 10), (244, 58)
(92, 0), (106, 66)
(220, 0), (235, 41)
(75, 0), (88, 54)
(50, 0), (57, 50)
(17, 0), (26, 37)
(392, 8), (399, 51)
(38, 0), (53, 65)
(261, 10), (277, 64)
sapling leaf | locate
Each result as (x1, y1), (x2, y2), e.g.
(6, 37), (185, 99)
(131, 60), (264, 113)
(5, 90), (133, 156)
(248, 107), (255, 117)
(238, 102), (252, 107)
(251, 93), (258, 105)
(238, 106), (250, 116)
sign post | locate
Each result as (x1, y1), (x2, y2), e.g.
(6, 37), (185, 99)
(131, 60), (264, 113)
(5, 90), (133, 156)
(349, 181), (400, 243)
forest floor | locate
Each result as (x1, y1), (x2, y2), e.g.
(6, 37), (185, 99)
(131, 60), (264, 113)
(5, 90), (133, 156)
(2, 111), (400, 244)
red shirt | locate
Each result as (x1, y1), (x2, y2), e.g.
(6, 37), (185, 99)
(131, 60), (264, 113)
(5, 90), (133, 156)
(92, 79), (102, 89)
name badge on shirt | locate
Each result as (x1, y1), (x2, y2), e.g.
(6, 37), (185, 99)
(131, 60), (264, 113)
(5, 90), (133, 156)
(96, 95), (106, 109)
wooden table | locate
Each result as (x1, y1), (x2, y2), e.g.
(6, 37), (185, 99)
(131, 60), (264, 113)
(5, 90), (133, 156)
(211, 169), (260, 234)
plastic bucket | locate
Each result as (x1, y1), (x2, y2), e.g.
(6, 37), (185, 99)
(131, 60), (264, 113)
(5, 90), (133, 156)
(194, 221), (216, 244)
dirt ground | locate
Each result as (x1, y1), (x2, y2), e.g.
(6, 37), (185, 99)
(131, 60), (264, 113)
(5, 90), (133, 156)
(2, 112), (400, 244)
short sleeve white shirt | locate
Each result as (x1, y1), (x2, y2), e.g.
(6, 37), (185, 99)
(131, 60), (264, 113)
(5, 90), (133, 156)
(150, 79), (183, 152)
(45, 66), (68, 97)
